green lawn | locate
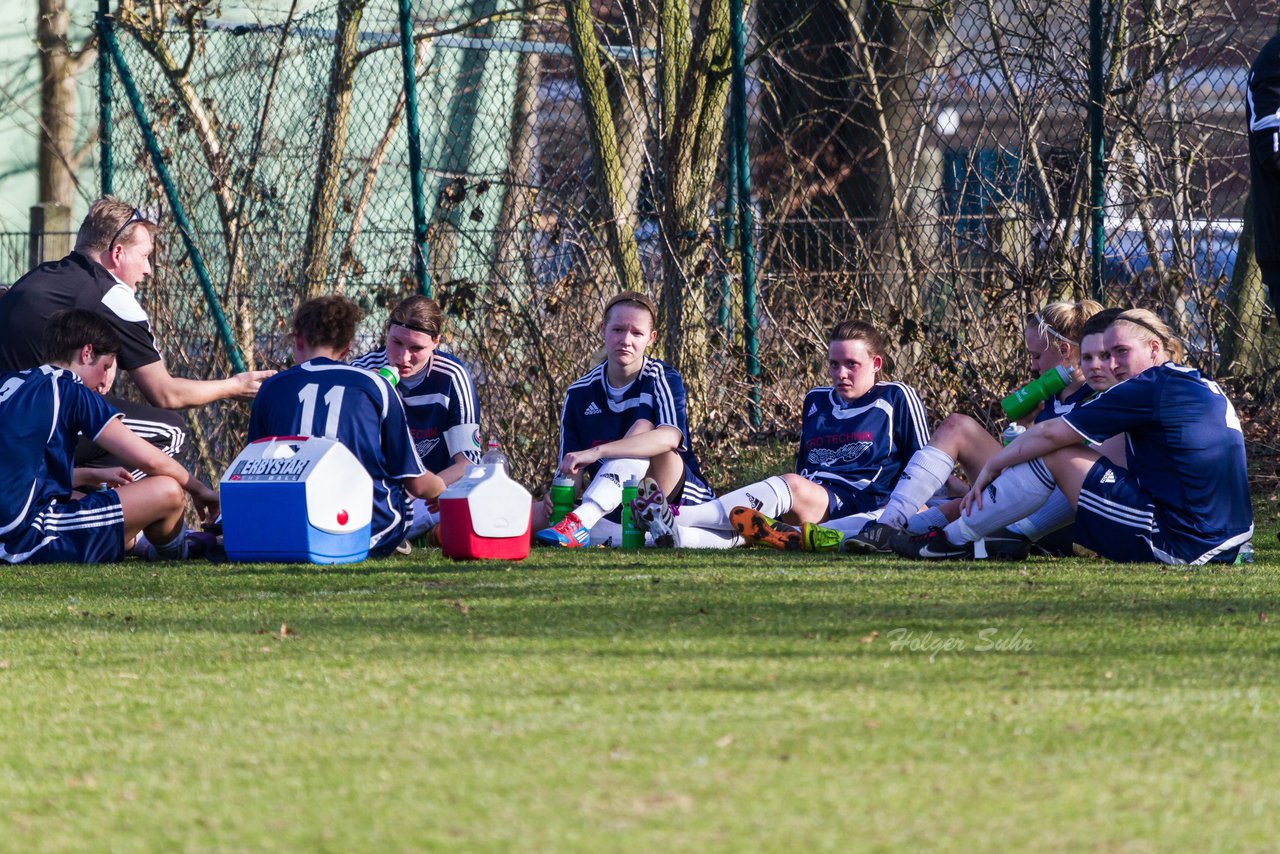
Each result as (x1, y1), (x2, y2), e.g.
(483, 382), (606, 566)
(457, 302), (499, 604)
(1, 514), (1277, 852)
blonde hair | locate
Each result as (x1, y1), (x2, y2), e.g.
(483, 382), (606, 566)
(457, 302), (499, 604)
(75, 197), (156, 255)
(1028, 299), (1104, 349)
(1111, 308), (1184, 362)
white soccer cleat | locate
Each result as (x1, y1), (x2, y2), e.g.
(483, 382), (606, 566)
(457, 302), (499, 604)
(630, 477), (681, 548)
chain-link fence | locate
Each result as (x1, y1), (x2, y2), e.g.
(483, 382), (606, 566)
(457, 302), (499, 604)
(101, 0), (1279, 491)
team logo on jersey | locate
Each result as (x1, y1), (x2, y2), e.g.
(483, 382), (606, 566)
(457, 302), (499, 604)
(416, 437), (441, 459)
(806, 441), (873, 468)
(584, 402), (602, 416)
(807, 403), (818, 416)
(1100, 469), (1116, 484)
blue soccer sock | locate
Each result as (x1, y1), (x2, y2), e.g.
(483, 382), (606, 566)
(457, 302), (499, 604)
(904, 505), (949, 535)
(148, 525), (188, 560)
(1009, 488), (1074, 541)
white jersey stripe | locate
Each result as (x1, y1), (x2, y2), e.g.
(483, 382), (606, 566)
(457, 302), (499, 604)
(887, 382), (931, 447)
(302, 361), (392, 418)
(1078, 491), (1157, 530)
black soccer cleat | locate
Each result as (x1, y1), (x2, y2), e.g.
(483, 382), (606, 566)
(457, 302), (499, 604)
(978, 528), (1035, 561)
(890, 526), (972, 560)
(841, 521), (898, 554)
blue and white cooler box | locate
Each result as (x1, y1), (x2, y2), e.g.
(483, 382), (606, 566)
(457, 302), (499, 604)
(221, 436), (374, 563)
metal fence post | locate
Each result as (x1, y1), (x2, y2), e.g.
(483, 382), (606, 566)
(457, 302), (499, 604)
(730, 0), (760, 427)
(100, 24), (247, 374)
(1088, 0), (1105, 300)
(398, 0), (432, 297)
(97, 0), (112, 196)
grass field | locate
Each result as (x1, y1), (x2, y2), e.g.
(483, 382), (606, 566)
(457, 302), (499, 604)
(1, 508), (1277, 852)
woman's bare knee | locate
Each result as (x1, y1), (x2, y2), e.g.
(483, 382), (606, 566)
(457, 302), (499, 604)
(779, 473), (829, 523)
(930, 414), (984, 457)
(647, 450), (684, 494)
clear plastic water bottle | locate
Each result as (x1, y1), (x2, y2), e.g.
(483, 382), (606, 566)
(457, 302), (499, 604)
(481, 437), (506, 469)
(1235, 542), (1255, 565)
(377, 366), (400, 387)
(1002, 423), (1026, 446)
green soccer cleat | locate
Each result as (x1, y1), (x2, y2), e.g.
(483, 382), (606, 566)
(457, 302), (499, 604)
(800, 521), (843, 553)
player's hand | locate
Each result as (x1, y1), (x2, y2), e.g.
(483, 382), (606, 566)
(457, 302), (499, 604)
(190, 482), (220, 522)
(73, 466), (134, 489)
(558, 448), (599, 476)
(230, 369), (277, 400)
(961, 465), (998, 516)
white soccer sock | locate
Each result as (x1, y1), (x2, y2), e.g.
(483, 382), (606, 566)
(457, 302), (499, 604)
(576, 457), (650, 529)
(589, 518), (622, 547)
(676, 476), (792, 530)
(667, 525), (743, 549)
(1009, 488), (1074, 541)
(904, 505), (949, 535)
(947, 460), (1056, 544)
(879, 446), (956, 529)
(405, 499), (440, 540)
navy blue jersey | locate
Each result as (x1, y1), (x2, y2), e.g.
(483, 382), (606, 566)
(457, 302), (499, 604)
(795, 382), (931, 513)
(1034, 383), (1095, 424)
(351, 349), (481, 474)
(1063, 362), (1252, 556)
(559, 357), (709, 488)
(0, 366), (121, 540)
(248, 358), (426, 549)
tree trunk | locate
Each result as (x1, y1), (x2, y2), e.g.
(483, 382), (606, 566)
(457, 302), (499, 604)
(494, 5), (544, 292)
(1219, 192), (1267, 376)
(562, 0), (645, 293)
(37, 0), (77, 206)
(301, 0), (367, 297)
(656, 0), (731, 416)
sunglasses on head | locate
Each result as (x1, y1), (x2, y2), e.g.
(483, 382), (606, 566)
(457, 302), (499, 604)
(107, 208), (144, 251)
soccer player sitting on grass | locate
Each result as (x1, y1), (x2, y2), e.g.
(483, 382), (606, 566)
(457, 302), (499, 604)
(839, 299), (1103, 556)
(892, 308), (1253, 564)
(634, 319), (933, 550)
(351, 295), (481, 543)
(247, 295), (444, 558)
(533, 290), (716, 547)
(0, 309), (218, 565)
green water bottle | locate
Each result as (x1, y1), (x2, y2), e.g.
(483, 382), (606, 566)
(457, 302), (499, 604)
(1000, 365), (1072, 420)
(620, 477), (643, 549)
(377, 366), (400, 387)
(549, 476), (575, 525)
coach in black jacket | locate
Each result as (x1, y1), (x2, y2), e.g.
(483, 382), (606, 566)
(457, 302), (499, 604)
(1249, 31), (1280, 313)
(0, 197), (273, 473)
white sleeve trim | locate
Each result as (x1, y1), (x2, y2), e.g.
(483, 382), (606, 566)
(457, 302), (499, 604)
(100, 285), (150, 323)
(444, 423), (481, 458)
